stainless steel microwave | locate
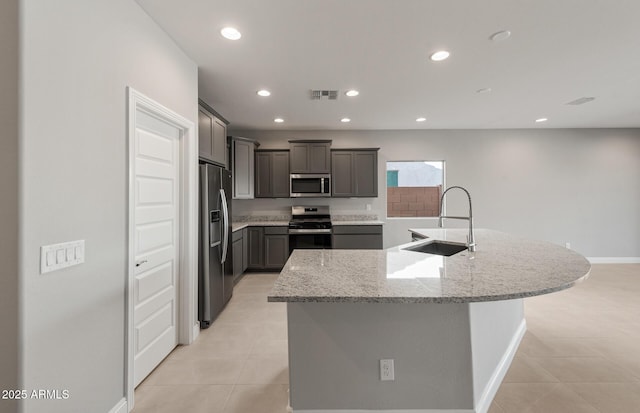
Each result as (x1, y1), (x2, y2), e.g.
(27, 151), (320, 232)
(290, 174), (331, 197)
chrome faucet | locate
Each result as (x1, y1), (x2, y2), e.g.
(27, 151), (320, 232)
(438, 186), (476, 252)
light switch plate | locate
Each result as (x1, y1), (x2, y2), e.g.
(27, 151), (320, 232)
(41, 240), (85, 274)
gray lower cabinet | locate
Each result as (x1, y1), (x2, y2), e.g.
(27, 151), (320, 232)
(332, 225), (383, 249)
(264, 227), (289, 270)
(232, 231), (243, 280)
(331, 149), (379, 197)
(255, 150), (290, 198)
(247, 227), (264, 269)
(247, 226), (290, 270)
(242, 227), (249, 272)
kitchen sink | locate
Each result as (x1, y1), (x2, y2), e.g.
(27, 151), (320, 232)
(403, 240), (468, 256)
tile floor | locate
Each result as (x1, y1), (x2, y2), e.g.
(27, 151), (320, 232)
(133, 264), (640, 413)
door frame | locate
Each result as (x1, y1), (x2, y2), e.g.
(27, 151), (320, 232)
(126, 87), (198, 410)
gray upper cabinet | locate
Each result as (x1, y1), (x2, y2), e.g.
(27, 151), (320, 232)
(198, 100), (228, 167)
(289, 140), (331, 173)
(255, 150), (290, 198)
(331, 149), (379, 197)
(231, 137), (258, 199)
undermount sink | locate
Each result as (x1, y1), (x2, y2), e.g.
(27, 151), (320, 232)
(403, 240), (468, 256)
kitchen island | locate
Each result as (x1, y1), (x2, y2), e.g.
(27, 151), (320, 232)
(268, 229), (591, 413)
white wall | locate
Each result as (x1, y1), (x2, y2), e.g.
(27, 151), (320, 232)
(20, 0), (198, 411)
(230, 128), (640, 258)
(0, 1), (20, 412)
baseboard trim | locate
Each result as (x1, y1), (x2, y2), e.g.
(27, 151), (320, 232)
(473, 318), (527, 413)
(109, 397), (128, 413)
(588, 257), (640, 264)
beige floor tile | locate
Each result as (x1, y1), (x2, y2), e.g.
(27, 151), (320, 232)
(493, 383), (559, 412)
(518, 333), (601, 358)
(522, 384), (600, 413)
(223, 384), (290, 413)
(238, 356), (289, 384)
(142, 358), (247, 385)
(170, 336), (254, 360)
(249, 338), (289, 358)
(132, 384), (233, 413)
(487, 401), (506, 413)
(567, 383), (640, 413)
(533, 356), (638, 383)
(502, 356), (559, 383)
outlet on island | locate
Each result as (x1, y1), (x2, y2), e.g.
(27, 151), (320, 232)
(380, 359), (395, 381)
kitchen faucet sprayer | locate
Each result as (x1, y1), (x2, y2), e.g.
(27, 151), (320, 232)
(438, 186), (476, 252)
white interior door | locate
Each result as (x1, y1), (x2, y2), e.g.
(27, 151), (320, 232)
(133, 110), (181, 386)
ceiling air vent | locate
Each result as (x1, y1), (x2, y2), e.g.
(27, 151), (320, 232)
(311, 90), (338, 100)
(566, 97), (596, 105)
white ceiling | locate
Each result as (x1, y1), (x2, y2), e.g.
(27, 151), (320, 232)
(137, 0), (640, 130)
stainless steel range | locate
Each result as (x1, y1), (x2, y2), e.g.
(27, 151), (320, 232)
(288, 206), (332, 253)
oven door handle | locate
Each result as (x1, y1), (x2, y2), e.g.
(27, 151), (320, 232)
(288, 228), (332, 234)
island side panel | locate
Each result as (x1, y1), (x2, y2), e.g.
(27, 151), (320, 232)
(287, 301), (475, 411)
(469, 299), (526, 411)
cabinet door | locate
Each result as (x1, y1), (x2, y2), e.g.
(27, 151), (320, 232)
(233, 140), (255, 199)
(289, 142), (309, 173)
(198, 108), (214, 161)
(309, 142), (331, 173)
(331, 151), (355, 197)
(255, 152), (272, 198)
(264, 234), (289, 269)
(242, 228), (249, 272)
(232, 238), (243, 279)
(354, 151), (378, 197)
(247, 227), (264, 269)
(211, 116), (228, 168)
(271, 151), (290, 198)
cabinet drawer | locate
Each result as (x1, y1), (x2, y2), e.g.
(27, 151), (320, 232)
(264, 226), (289, 235)
(232, 230), (243, 242)
(332, 225), (382, 235)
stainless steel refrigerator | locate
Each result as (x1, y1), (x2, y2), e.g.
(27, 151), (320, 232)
(198, 162), (233, 329)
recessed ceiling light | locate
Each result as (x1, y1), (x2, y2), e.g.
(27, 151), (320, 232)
(274, 118), (284, 123)
(416, 117), (427, 122)
(341, 118), (351, 123)
(535, 118), (548, 123)
(345, 90), (359, 97)
(257, 89), (271, 97)
(489, 30), (511, 41)
(221, 27), (241, 40)
(430, 51), (450, 61)
(476, 88), (492, 94)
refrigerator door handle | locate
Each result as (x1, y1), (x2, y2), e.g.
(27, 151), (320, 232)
(220, 188), (229, 264)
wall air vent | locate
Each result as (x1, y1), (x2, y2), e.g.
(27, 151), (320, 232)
(311, 90), (338, 100)
(566, 97), (596, 105)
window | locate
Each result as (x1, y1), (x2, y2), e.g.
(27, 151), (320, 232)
(386, 161), (444, 218)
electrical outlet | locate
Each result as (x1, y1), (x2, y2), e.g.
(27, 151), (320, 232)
(380, 359), (395, 381)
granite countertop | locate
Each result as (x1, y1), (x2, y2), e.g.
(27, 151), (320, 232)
(268, 229), (591, 304)
(232, 221), (290, 232)
(232, 214), (383, 231)
(331, 220), (384, 225)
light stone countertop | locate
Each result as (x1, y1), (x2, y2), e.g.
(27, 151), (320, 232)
(268, 229), (591, 303)
(232, 221), (289, 232)
(331, 220), (384, 225)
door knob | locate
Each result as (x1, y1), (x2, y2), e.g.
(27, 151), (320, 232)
(135, 260), (148, 267)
